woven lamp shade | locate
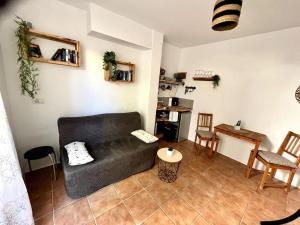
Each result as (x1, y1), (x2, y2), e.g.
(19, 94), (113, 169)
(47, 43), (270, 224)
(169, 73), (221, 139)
(212, 0), (243, 31)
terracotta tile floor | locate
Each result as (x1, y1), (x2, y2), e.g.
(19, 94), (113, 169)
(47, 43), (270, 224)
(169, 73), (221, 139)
(26, 140), (300, 225)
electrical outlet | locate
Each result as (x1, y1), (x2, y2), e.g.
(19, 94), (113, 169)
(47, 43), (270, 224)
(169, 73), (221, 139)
(33, 98), (45, 104)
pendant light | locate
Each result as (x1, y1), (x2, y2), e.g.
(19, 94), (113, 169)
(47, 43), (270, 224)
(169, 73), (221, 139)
(212, 0), (243, 31)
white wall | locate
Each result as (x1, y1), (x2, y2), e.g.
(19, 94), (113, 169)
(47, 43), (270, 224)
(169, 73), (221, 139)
(0, 0), (162, 171)
(177, 27), (300, 186)
(88, 3), (152, 49)
(158, 42), (182, 98)
(140, 31), (163, 132)
(161, 43), (181, 77)
(0, 45), (9, 108)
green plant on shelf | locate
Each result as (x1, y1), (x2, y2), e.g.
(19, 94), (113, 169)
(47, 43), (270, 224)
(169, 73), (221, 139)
(103, 51), (118, 80)
(15, 16), (39, 99)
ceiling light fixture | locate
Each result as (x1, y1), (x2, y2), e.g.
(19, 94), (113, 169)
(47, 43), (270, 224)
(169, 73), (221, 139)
(212, 0), (243, 31)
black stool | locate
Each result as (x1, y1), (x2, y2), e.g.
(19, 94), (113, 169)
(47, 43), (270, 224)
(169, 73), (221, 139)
(24, 146), (57, 180)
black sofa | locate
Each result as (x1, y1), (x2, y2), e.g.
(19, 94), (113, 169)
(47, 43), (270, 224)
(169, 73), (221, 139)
(57, 112), (158, 198)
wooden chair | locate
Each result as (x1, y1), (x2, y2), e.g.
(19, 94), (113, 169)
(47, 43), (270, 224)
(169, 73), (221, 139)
(194, 113), (219, 152)
(256, 131), (300, 192)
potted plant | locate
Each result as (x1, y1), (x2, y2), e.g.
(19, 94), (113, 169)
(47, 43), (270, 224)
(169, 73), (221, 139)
(103, 51), (117, 81)
(15, 16), (39, 99)
(212, 75), (220, 88)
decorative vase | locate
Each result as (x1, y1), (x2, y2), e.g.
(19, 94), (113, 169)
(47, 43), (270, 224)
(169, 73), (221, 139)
(234, 125), (241, 130)
(166, 147), (174, 156)
(104, 62), (113, 81)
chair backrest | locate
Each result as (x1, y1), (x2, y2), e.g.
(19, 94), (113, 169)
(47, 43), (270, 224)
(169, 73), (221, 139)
(196, 113), (213, 132)
(278, 131), (300, 165)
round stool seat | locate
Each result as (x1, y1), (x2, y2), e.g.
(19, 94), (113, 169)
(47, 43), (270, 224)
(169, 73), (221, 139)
(24, 146), (54, 160)
(23, 146), (57, 180)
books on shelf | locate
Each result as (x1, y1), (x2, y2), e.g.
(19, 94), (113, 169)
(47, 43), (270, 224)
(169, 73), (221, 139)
(50, 48), (77, 64)
(51, 49), (62, 60)
(114, 70), (133, 81)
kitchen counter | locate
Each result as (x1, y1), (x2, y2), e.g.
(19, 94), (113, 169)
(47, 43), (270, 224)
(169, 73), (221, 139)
(156, 97), (193, 142)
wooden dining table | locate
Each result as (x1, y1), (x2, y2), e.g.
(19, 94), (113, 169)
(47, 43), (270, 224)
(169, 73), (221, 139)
(210, 124), (267, 178)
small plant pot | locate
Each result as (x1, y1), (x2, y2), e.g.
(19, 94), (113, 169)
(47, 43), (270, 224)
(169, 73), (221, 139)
(234, 125), (241, 131)
(166, 147), (174, 156)
(104, 70), (110, 81)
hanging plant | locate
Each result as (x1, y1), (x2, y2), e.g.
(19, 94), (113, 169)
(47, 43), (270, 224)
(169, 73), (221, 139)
(103, 51), (118, 80)
(15, 16), (39, 99)
(212, 75), (220, 88)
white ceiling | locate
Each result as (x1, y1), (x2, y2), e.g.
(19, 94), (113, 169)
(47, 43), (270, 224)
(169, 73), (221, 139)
(61, 0), (300, 47)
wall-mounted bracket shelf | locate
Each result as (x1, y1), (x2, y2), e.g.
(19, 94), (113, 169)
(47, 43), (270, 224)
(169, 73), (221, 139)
(104, 60), (135, 82)
(28, 29), (80, 67)
(159, 80), (184, 85)
(192, 77), (214, 81)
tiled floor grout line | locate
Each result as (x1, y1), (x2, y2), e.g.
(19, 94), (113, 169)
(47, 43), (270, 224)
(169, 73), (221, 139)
(239, 202), (249, 225)
(191, 215), (210, 225)
(122, 201), (138, 225)
(51, 174), (56, 225)
(51, 171), (83, 221)
(138, 207), (159, 225)
(87, 185), (129, 222)
(174, 191), (206, 223)
(190, 215), (201, 225)
(132, 174), (177, 224)
(138, 187), (161, 224)
(52, 211), (55, 225)
(53, 197), (81, 214)
(121, 187), (144, 202)
(112, 184), (137, 225)
(175, 189), (201, 214)
(190, 214), (200, 225)
(86, 196), (98, 225)
(144, 186), (176, 225)
(157, 202), (176, 225)
(173, 184), (224, 225)
(96, 201), (124, 220)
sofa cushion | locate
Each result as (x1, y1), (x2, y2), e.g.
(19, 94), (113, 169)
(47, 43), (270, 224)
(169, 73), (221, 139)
(64, 142), (94, 166)
(196, 130), (213, 138)
(58, 112), (142, 148)
(131, 130), (158, 143)
(90, 136), (155, 160)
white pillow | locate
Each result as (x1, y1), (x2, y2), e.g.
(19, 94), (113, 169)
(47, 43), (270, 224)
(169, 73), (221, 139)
(131, 130), (158, 143)
(64, 142), (94, 166)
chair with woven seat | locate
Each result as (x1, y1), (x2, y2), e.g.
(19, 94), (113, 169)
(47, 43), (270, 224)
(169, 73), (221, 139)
(256, 131), (300, 192)
(194, 113), (219, 152)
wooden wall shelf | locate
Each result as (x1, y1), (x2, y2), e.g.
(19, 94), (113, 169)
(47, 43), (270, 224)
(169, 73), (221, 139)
(28, 29), (80, 67)
(192, 77), (214, 81)
(104, 60), (135, 82)
(30, 57), (79, 67)
(159, 80), (183, 85)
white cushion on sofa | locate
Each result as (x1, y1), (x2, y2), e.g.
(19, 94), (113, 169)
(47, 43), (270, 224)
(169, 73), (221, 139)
(64, 142), (94, 166)
(131, 130), (158, 143)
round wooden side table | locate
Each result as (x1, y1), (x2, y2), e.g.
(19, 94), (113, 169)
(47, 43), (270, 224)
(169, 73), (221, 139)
(157, 148), (183, 183)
